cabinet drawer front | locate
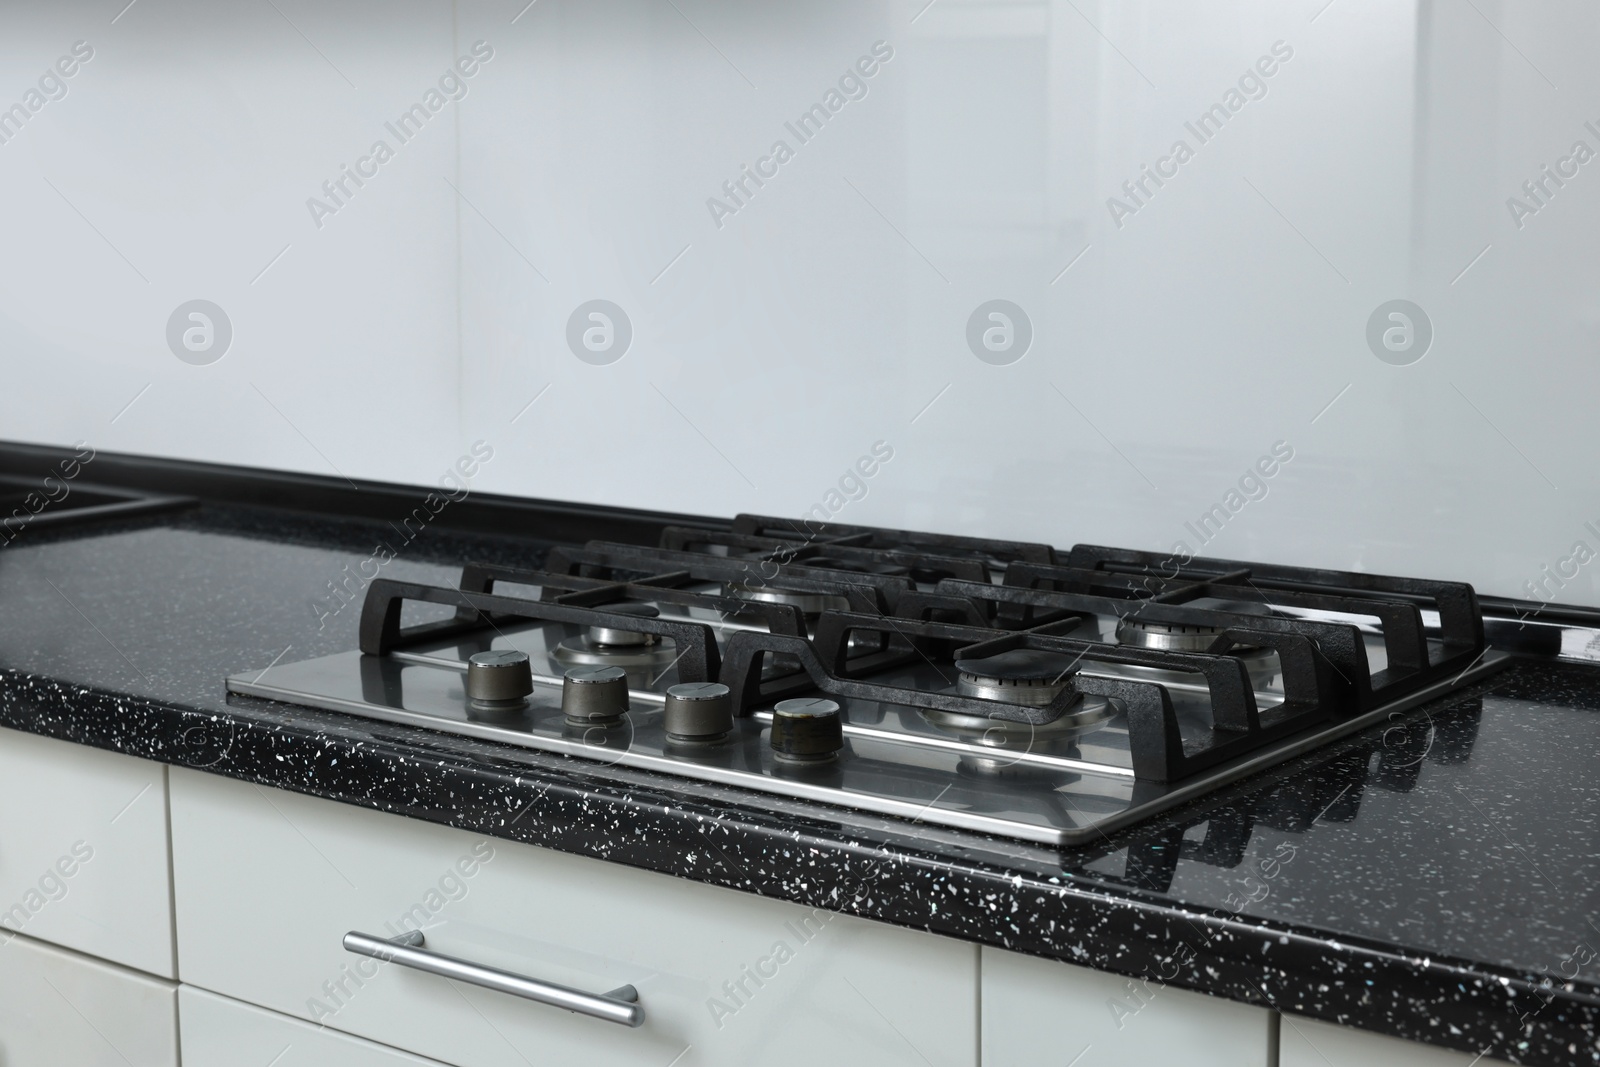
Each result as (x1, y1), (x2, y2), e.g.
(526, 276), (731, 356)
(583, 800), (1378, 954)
(982, 947), (1272, 1067)
(171, 768), (976, 1067)
(180, 986), (451, 1066)
(0, 727), (174, 976)
(0, 931), (178, 1066)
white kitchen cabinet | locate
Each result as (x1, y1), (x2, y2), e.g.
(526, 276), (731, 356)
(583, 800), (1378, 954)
(981, 945), (1273, 1067)
(0, 726), (175, 977)
(0, 930), (178, 1066)
(169, 766), (977, 1067)
(1280, 1014), (1513, 1066)
(180, 985), (454, 1066)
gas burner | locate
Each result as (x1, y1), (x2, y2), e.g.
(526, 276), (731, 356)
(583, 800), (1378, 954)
(956, 649), (1078, 705)
(551, 603), (679, 669)
(722, 581), (849, 615)
(1101, 618), (1280, 693)
(921, 649), (1115, 742)
(1115, 618), (1232, 652)
(1113, 601), (1286, 652)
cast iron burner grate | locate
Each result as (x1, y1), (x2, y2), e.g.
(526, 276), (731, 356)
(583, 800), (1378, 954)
(225, 512), (1508, 846)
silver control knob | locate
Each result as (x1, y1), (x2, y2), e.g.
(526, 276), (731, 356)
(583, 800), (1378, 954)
(561, 666), (630, 725)
(465, 650), (533, 710)
(769, 698), (843, 763)
(663, 682), (733, 744)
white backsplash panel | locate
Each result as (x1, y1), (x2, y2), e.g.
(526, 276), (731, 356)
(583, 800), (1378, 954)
(0, 0), (461, 481)
(1, 0), (1595, 603)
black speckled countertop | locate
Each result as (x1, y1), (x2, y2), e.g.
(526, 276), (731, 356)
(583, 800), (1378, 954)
(4, 503), (1599, 1067)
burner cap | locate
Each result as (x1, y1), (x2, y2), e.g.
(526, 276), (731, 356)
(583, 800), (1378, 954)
(1115, 617), (1260, 652)
(723, 582), (849, 615)
(1116, 618), (1220, 651)
(587, 602), (660, 648)
(954, 649), (1078, 707)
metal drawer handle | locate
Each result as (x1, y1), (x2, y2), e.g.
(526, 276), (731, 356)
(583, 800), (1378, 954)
(343, 930), (645, 1028)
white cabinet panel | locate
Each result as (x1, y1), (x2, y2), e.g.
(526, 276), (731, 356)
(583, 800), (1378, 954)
(0, 727), (175, 976)
(1280, 1015), (1512, 1066)
(981, 946), (1271, 1067)
(170, 767), (976, 1067)
(180, 986), (451, 1067)
(0, 931), (177, 1066)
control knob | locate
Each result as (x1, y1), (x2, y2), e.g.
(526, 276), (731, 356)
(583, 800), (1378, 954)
(769, 698), (843, 763)
(561, 665), (630, 726)
(465, 650), (533, 711)
(663, 682), (734, 744)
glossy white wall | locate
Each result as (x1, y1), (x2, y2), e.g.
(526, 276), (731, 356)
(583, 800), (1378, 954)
(0, 0), (460, 483)
(0, 0), (1594, 603)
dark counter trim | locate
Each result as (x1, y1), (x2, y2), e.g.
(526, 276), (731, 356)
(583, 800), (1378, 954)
(0, 440), (725, 548)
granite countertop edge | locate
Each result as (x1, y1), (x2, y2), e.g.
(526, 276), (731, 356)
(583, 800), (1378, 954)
(2, 667), (1593, 1067)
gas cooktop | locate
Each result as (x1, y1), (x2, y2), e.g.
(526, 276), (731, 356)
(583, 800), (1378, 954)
(228, 514), (1509, 845)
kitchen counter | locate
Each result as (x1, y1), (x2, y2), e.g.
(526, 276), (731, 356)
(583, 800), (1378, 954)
(2, 500), (1598, 1067)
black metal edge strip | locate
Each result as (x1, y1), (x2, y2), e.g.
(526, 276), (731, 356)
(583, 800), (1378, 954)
(0, 440), (727, 547)
(731, 512), (1057, 564)
(1481, 594), (1600, 625)
(0, 491), (195, 533)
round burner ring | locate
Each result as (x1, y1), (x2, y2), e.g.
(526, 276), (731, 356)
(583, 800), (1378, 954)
(552, 636), (677, 669)
(587, 624), (654, 647)
(924, 648), (1114, 741)
(584, 602), (660, 648)
(551, 602), (679, 668)
(1116, 617), (1241, 652)
(723, 581), (849, 616)
(954, 648), (1079, 706)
